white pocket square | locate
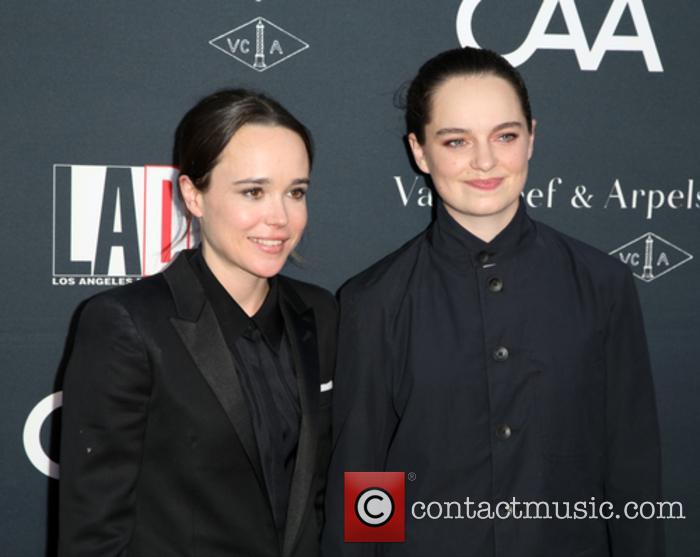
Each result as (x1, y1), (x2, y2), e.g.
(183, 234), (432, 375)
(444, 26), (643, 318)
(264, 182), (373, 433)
(320, 380), (333, 393)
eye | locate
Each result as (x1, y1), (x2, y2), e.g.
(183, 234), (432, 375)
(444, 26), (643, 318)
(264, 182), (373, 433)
(242, 187), (264, 199)
(497, 132), (518, 143)
(444, 138), (466, 148)
(288, 187), (308, 200)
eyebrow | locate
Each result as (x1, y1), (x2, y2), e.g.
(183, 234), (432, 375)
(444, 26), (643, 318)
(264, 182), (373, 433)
(232, 177), (310, 186)
(435, 121), (523, 136)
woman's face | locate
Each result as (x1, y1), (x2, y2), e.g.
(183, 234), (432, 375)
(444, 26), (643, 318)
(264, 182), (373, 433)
(409, 74), (535, 234)
(180, 124), (309, 283)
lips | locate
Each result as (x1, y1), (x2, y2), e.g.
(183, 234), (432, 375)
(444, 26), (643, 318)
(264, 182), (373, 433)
(465, 178), (504, 190)
(249, 236), (288, 254)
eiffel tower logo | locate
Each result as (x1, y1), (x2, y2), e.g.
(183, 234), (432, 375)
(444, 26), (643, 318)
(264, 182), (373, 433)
(210, 17), (309, 72)
(610, 232), (693, 283)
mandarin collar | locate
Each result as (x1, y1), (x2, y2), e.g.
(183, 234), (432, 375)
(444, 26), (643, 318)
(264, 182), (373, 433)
(429, 198), (534, 270)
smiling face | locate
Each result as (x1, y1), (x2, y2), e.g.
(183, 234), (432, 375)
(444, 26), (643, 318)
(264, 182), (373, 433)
(180, 124), (309, 287)
(408, 74), (535, 238)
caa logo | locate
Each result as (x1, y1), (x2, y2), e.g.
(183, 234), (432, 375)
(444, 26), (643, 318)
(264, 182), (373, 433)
(610, 232), (693, 283)
(52, 164), (195, 286)
(457, 0), (662, 72)
(345, 472), (405, 542)
(23, 392), (62, 479)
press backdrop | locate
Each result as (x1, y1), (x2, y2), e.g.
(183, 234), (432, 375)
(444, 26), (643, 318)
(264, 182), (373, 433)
(2, 1), (698, 555)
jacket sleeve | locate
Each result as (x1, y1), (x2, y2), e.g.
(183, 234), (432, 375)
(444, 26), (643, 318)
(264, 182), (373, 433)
(321, 286), (400, 557)
(58, 296), (152, 557)
(604, 268), (665, 557)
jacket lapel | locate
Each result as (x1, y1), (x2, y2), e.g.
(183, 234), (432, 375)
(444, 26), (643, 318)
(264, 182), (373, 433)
(165, 254), (321, 554)
(164, 251), (265, 486)
(279, 279), (320, 557)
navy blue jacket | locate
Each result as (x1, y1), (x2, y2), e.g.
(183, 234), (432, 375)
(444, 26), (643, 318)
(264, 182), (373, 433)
(323, 201), (663, 557)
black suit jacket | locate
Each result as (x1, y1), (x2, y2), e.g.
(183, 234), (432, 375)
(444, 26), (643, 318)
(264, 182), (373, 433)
(58, 250), (337, 557)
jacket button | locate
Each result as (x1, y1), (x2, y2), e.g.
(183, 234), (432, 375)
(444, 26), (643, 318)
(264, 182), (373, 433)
(478, 251), (490, 264)
(492, 346), (509, 362)
(488, 277), (503, 292)
(496, 424), (512, 440)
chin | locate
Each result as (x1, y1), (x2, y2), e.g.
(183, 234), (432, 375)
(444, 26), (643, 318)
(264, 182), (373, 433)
(470, 197), (519, 216)
(248, 261), (287, 279)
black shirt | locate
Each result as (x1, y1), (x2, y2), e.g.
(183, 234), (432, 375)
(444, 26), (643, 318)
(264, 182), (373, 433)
(191, 250), (300, 541)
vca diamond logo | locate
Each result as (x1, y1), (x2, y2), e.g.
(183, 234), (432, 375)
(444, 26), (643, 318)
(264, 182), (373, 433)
(209, 17), (309, 72)
(610, 232), (693, 283)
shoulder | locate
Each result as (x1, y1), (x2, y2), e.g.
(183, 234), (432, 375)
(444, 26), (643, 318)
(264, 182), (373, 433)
(78, 273), (173, 326)
(278, 275), (337, 319)
(66, 276), (172, 375)
(534, 220), (632, 286)
(339, 229), (428, 306)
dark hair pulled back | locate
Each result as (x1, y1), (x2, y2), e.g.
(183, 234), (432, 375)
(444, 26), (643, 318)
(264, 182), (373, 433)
(405, 47), (532, 144)
(174, 88), (313, 192)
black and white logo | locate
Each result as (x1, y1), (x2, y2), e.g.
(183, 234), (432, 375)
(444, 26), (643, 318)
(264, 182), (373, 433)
(610, 232), (693, 282)
(52, 164), (195, 286)
(209, 17), (309, 72)
(457, 0), (662, 72)
(355, 487), (395, 527)
(23, 392), (62, 479)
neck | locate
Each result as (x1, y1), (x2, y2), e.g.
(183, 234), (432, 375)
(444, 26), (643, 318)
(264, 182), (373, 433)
(201, 245), (269, 316)
(444, 202), (518, 243)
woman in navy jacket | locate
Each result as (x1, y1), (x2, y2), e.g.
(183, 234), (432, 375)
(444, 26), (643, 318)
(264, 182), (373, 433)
(323, 47), (663, 557)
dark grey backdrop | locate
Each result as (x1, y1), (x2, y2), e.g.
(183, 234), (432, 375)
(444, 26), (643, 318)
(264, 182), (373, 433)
(2, 1), (698, 555)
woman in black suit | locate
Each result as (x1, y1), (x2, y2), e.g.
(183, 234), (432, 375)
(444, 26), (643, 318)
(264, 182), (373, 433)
(58, 89), (336, 557)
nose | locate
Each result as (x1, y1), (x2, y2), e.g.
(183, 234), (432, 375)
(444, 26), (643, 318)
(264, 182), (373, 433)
(265, 196), (288, 227)
(470, 141), (496, 172)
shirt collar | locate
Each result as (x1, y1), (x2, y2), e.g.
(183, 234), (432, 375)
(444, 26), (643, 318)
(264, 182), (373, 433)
(252, 277), (284, 352)
(429, 197), (534, 269)
(191, 248), (284, 351)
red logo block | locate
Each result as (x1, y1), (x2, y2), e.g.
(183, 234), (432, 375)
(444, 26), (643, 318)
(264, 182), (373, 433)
(344, 472), (405, 542)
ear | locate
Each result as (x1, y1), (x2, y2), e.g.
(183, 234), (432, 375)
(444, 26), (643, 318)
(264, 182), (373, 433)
(407, 133), (430, 174)
(527, 119), (537, 160)
(178, 174), (204, 218)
